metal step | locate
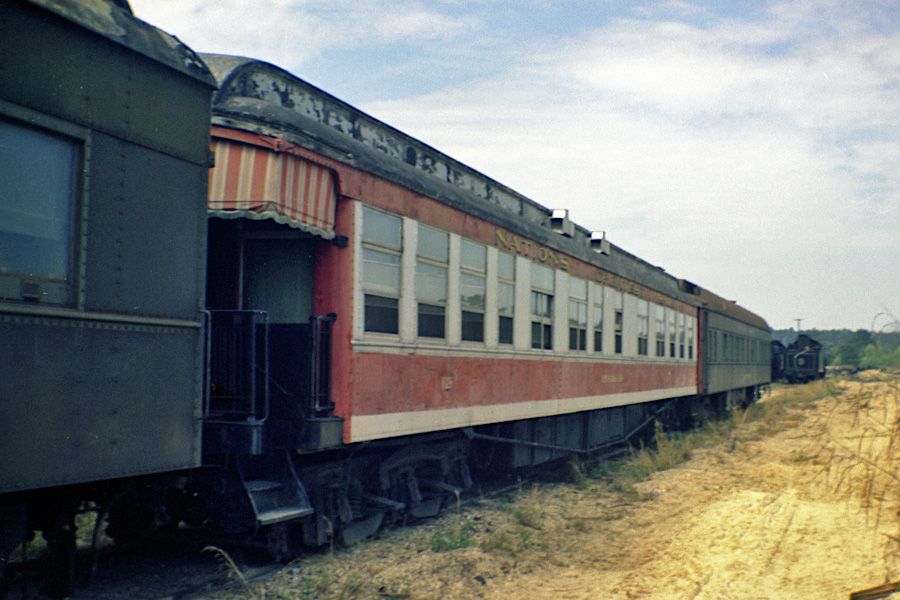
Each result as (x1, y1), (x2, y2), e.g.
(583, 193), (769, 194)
(245, 480), (283, 493)
(257, 505), (315, 526)
(238, 453), (315, 530)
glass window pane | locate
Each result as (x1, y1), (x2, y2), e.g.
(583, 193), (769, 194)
(532, 291), (552, 317)
(569, 300), (586, 327)
(460, 239), (485, 272)
(364, 294), (398, 333)
(362, 247), (401, 296)
(569, 277), (587, 300)
(417, 225), (448, 262)
(418, 303), (445, 338)
(416, 260), (447, 303)
(362, 206), (401, 250)
(498, 252), (515, 280)
(499, 315), (513, 344)
(460, 272), (485, 311)
(498, 281), (515, 315)
(461, 310), (484, 342)
(0, 120), (75, 280)
(531, 263), (554, 292)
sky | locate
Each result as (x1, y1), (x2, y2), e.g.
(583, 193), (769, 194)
(128, 0), (900, 333)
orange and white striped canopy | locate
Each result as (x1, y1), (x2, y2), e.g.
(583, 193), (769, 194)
(208, 135), (336, 239)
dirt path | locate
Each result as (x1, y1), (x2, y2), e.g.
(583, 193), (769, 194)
(244, 377), (900, 600)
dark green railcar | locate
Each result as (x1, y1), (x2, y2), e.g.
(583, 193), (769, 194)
(0, 0), (215, 593)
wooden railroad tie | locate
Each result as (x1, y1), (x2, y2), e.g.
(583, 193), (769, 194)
(851, 581), (900, 600)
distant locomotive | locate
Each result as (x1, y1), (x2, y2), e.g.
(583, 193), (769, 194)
(771, 335), (826, 383)
(1, 0), (773, 594)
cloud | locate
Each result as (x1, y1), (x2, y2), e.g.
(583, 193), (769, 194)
(130, 0), (481, 71)
(127, 0), (900, 329)
(360, 0), (900, 327)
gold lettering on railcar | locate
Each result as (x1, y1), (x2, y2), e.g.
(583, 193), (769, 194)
(595, 269), (642, 296)
(494, 229), (570, 271)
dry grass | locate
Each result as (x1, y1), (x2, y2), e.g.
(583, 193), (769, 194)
(810, 373), (900, 535)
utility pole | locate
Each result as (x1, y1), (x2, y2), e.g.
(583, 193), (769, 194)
(794, 318), (803, 333)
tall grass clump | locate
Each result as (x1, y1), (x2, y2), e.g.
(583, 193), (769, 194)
(203, 546), (263, 600)
(813, 375), (900, 531)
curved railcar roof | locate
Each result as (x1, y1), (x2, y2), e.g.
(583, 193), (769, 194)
(21, 0), (215, 86)
(692, 285), (770, 331)
(201, 54), (722, 309)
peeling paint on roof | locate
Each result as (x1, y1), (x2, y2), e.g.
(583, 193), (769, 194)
(24, 0), (216, 86)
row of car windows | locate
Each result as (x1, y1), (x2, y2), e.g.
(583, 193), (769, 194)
(708, 329), (768, 364)
(361, 205), (696, 358)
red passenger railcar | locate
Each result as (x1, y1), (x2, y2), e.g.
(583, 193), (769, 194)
(195, 54), (767, 549)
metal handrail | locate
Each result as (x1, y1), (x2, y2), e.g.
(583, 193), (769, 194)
(206, 309), (270, 425)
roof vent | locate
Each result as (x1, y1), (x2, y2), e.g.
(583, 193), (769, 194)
(550, 209), (574, 237)
(590, 231), (610, 255)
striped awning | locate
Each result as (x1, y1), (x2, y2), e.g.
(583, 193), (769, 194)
(208, 136), (336, 239)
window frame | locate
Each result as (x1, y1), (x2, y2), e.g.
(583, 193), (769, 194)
(0, 101), (88, 307)
(360, 205), (403, 334)
(668, 310), (677, 357)
(497, 251), (516, 345)
(459, 239), (486, 343)
(613, 290), (624, 354)
(592, 283), (604, 353)
(416, 224), (449, 339)
(568, 277), (587, 351)
(636, 299), (649, 356)
(530, 263), (554, 350)
(655, 305), (666, 357)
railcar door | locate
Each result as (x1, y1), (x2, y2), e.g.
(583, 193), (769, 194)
(243, 237), (315, 323)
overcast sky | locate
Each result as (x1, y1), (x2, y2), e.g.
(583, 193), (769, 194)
(129, 0), (900, 333)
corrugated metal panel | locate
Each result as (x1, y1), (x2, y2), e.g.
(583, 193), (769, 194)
(209, 136), (336, 239)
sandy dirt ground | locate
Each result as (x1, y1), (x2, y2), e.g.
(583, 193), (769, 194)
(237, 376), (900, 600)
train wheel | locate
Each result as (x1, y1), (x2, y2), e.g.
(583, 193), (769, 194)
(263, 522), (304, 563)
(0, 501), (26, 598)
(41, 510), (77, 598)
(340, 511), (384, 545)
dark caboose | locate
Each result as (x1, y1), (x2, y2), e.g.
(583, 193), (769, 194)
(0, 0), (215, 593)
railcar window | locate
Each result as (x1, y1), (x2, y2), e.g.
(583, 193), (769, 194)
(0, 119), (77, 293)
(416, 225), (448, 338)
(568, 277), (587, 351)
(460, 240), (486, 342)
(592, 283), (604, 353)
(497, 252), (515, 345)
(531, 263), (554, 350)
(656, 306), (666, 357)
(613, 290), (624, 354)
(678, 313), (686, 358)
(637, 300), (649, 356)
(668, 310), (676, 357)
(687, 316), (695, 359)
(361, 206), (402, 333)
